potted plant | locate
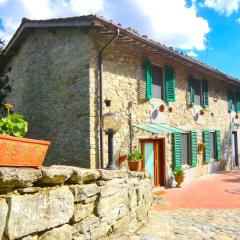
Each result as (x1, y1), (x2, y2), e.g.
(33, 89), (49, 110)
(173, 168), (185, 187)
(159, 104), (165, 112)
(0, 103), (50, 167)
(200, 108), (205, 116)
(127, 149), (143, 171)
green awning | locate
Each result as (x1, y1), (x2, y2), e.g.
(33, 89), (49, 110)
(133, 123), (187, 134)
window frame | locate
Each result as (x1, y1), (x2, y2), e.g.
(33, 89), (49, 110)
(209, 130), (217, 161)
(192, 78), (203, 106)
(181, 133), (191, 166)
(151, 64), (165, 101)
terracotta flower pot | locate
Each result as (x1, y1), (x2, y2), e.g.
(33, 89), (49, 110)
(175, 175), (184, 187)
(128, 161), (143, 171)
(159, 105), (165, 112)
(0, 134), (50, 167)
(200, 110), (205, 116)
(118, 155), (128, 169)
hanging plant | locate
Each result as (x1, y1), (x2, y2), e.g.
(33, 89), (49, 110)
(200, 108), (205, 116)
(159, 104), (165, 112)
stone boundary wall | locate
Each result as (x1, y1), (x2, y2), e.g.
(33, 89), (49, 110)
(0, 166), (153, 240)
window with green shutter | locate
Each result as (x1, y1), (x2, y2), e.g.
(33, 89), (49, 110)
(173, 132), (182, 170)
(144, 59), (152, 99)
(190, 131), (198, 167)
(188, 76), (209, 108)
(236, 93), (240, 113)
(228, 90), (234, 112)
(203, 130), (211, 163)
(216, 130), (221, 161)
(165, 66), (176, 102)
(202, 79), (209, 108)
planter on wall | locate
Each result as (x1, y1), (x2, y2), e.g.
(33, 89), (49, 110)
(0, 134), (50, 167)
(128, 161), (143, 171)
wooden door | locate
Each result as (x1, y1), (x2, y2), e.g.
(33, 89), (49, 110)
(141, 139), (165, 187)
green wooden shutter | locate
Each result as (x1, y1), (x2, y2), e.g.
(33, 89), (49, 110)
(173, 132), (182, 170)
(188, 75), (195, 105)
(202, 79), (209, 108)
(165, 66), (176, 102)
(228, 90), (233, 112)
(190, 131), (198, 167)
(144, 59), (152, 99)
(203, 130), (210, 163)
(236, 93), (240, 113)
(216, 130), (221, 161)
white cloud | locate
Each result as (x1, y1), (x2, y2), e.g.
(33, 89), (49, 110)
(0, 0), (8, 4)
(0, 18), (20, 43)
(0, 0), (209, 52)
(204, 0), (240, 16)
(186, 50), (198, 57)
(237, 17), (240, 23)
(19, 0), (104, 19)
(133, 0), (210, 50)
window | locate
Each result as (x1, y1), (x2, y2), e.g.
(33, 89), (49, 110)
(181, 133), (190, 165)
(210, 132), (216, 160)
(189, 76), (209, 107)
(152, 65), (164, 99)
(193, 79), (201, 106)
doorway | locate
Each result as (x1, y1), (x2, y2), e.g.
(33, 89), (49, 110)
(232, 131), (239, 167)
(141, 139), (165, 187)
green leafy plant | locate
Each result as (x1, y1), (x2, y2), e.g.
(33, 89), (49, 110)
(128, 149), (142, 162)
(0, 103), (28, 137)
(173, 168), (184, 177)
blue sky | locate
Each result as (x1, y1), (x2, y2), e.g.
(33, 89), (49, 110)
(0, 0), (240, 78)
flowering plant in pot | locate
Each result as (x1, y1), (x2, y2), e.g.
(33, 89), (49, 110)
(0, 103), (50, 167)
(199, 108), (205, 116)
(173, 168), (185, 187)
(159, 104), (165, 112)
(127, 149), (143, 171)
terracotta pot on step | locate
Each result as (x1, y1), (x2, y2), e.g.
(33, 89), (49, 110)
(128, 161), (143, 171)
(0, 134), (50, 167)
(175, 175), (184, 187)
(118, 155), (128, 169)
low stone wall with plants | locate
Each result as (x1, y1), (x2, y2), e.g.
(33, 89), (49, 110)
(0, 166), (153, 240)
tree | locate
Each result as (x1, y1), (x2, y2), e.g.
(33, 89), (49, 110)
(0, 39), (12, 116)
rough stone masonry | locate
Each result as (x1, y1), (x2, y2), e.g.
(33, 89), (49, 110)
(0, 166), (153, 240)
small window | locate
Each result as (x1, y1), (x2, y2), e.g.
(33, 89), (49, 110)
(181, 133), (190, 165)
(210, 132), (216, 160)
(152, 65), (164, 100)
(194, 80), (202, 106)
(232, 95), (236, 112)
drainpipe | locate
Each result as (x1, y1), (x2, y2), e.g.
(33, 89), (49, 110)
(98, 28), (120, 169)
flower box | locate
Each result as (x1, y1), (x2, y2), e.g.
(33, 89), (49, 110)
(0, 134), (50, 167)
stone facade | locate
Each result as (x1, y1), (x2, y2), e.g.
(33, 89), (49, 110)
(7, 29), (92, 167)
(90, 33), (240, 183)
(5, 26), (240, 182)
(0, 166), (153, 240)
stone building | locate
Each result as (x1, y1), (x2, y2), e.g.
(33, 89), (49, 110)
(1, 15), (240, 187)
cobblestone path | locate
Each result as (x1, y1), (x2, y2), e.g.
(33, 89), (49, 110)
(109, 209), (240, 240)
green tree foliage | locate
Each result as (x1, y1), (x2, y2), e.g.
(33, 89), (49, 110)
(0, 39), (12, 116)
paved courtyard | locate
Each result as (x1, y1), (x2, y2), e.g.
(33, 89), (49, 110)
(108, 170), (240, 240)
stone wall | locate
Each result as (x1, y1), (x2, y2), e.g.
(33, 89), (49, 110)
(0, 166), (153, 240)
(7, 29), (92, 168)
